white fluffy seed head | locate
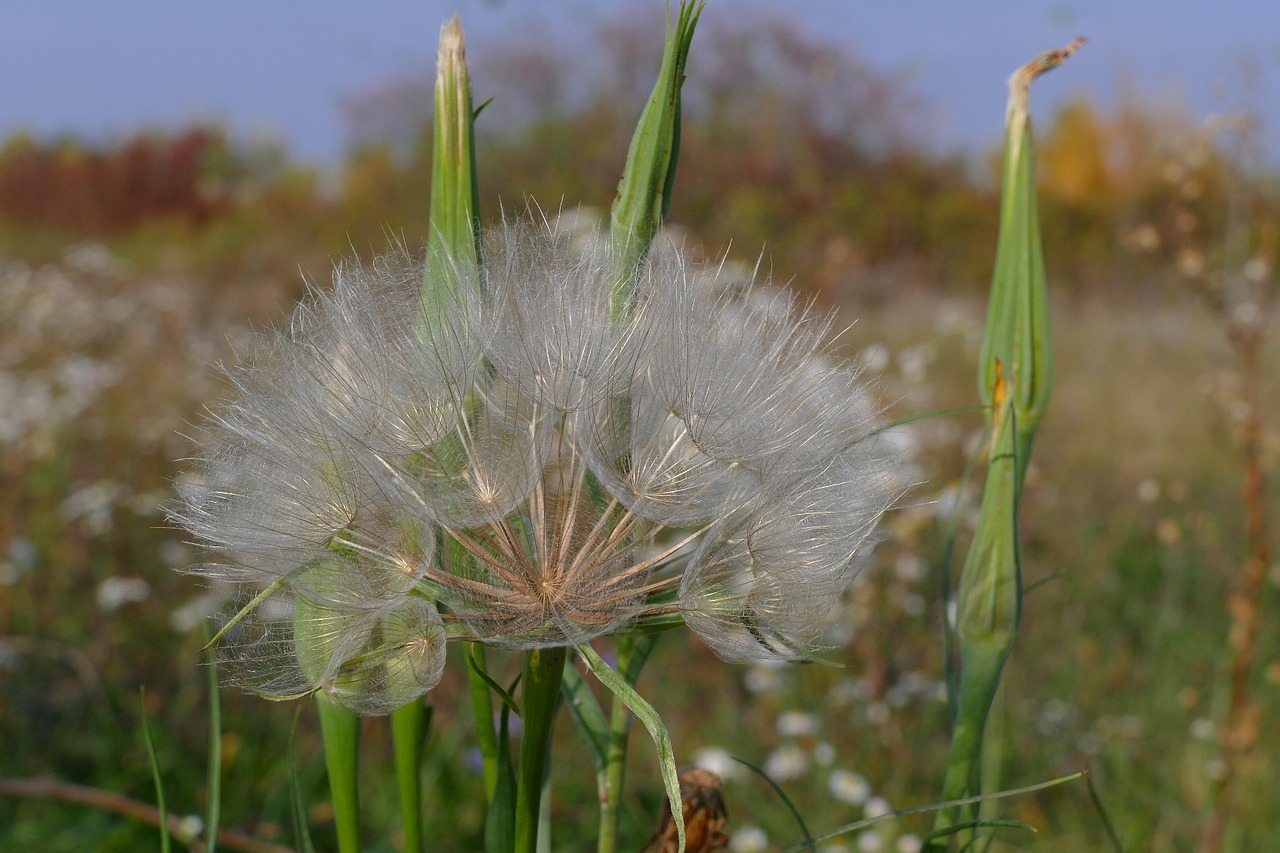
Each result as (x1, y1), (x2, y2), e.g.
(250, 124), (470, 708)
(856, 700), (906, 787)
(173, 216), (901, 714)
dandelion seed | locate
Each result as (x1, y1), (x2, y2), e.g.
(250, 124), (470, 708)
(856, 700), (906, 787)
(173, 219), (899, 714)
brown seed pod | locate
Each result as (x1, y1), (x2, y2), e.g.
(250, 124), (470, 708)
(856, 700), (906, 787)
(649, 767), (729, 853)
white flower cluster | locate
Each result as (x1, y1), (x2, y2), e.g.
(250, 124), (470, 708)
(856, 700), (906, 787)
(174, 219), (898, 715)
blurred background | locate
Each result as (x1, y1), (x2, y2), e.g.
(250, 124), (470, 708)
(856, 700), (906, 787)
(1, 2), (1277, 850)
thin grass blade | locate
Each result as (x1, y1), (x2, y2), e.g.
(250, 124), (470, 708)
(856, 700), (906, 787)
(139, 689), (171, 853)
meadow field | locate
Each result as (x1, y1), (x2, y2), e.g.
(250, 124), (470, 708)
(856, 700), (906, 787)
(1, 15), (1277, 852)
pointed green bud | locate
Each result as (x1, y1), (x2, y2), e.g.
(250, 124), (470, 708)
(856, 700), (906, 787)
(978, 37), (1084, 487)
(609, 1), (703, 286)
(426, 15), (482, 304)
(934, 43), (1083, 841)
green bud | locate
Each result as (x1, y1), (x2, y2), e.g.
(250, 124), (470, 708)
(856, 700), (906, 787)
(426, 15), (482, 305)
(934, 42), (1083, 844)
(978, 38), (1084, 488)
(609, 1), (703, 287)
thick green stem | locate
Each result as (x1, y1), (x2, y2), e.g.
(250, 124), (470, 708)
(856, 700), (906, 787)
(391, 702), (432, 853)
(316, 696), (362, 853)
(513, 646), (568, 853)
(930, 646), (1008, 845)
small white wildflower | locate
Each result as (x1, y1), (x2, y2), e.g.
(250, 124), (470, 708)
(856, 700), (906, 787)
(893, 553), (925, 583)
(859, 343), (890, 372)
(828, 768), (870, 806)
(864, 796), (892, 819)
(1136, 478), (1160, 503)
(896, 834), (923, 853)
(694, 746), (739, 781)
(730, 825), (769, 853)
(169, 593), (222, 633)
(764, 744), (810, 781)
(174, 815), (205, 843)
(777, 710), (819, 738)
(1077, 732), (1103, 755)
(159, 540), (192, 568)
(897, 344), (934, 383)
(61, 480), (126, 536)
(96, 577), (151, 612)
(743, 660), (787, 694)
(857, 830), (885, 853)
(1190, 718), (1217, 741)
(813, 741), (836, 766)
(1243, 256), (1270, 283)
(865, 701), (891, 725)
(885, 684), (910, 709)
(899, 592), (926, 617)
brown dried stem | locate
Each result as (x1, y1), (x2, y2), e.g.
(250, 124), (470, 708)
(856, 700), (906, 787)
(0, 776), (295, 853)
(1200, 315), (1272, 852)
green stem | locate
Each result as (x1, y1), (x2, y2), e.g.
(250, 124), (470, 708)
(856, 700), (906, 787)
(597, 637), (635, 853)
(929, 646), (1008, 847)
(391, 702), (432, 853)
(316, 696), (362, 853)
(513, 646), (568, 853)
(468, 643), (501, 802)
(203, 628), (222, 853)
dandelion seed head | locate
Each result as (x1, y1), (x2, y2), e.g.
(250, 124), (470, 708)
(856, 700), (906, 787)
(173, 217), (900, 714)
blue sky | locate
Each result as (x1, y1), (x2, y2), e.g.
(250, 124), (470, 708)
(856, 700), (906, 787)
(3, 1), (1278, 165)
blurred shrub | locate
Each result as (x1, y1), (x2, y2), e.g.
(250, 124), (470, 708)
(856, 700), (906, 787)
(0, 14), (1274, 306)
